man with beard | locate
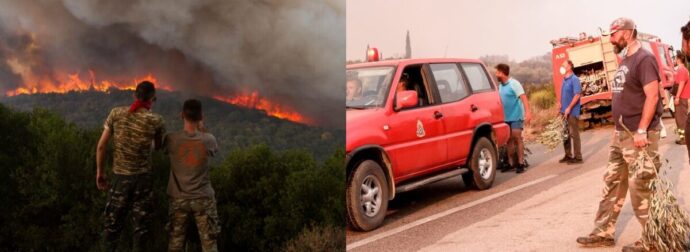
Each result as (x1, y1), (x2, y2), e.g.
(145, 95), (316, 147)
(576, 18), (663, 252)
(496, 63), (532, 173)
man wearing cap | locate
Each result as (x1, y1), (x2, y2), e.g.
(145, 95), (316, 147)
(576, 18), (662, 252)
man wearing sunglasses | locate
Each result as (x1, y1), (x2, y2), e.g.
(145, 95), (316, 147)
(96, 81), (166, 251)
(576, 17), (662, 252)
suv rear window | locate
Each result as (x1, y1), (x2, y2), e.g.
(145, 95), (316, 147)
(461, 63), (493, 92)
(429, 63), (469, 103)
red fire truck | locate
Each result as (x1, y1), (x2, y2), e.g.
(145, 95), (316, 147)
(550, 32), (675, 127)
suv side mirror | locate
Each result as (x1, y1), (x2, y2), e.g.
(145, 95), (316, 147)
(396, 90), (418, 110)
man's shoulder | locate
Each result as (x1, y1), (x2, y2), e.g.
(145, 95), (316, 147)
(509, 78), (522, 85)
(202, 132), (217, 142)
(142, 111), (164, 124)
(636, 48), (657, 62)
(111, 106), (128, 113)
(108, 106), (128, 118)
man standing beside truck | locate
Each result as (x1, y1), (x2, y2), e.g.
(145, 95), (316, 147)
(496, 63), (532, 174)
(558, 60), (583, 164)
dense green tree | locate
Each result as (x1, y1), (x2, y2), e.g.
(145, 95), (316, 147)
(0, 103), (344, 251)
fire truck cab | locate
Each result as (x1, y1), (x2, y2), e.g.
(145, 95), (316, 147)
(550, 32), (675, 127)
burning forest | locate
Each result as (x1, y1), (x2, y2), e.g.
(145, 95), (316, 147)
(0, 0), (344, 127)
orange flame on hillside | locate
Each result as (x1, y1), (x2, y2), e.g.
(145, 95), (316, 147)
(4, 70), (171, 96)
(4, 71), (310, 124)
(213, 91), (312, 124)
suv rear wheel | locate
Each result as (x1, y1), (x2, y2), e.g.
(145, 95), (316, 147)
(346, 160), (389, 231)
(462, 137), (497, 190)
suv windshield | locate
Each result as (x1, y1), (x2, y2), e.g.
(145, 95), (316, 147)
(346, 66), (394, 109)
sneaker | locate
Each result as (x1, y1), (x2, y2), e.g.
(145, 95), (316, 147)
(500, 165), (514, 173)
(567, 158), (583, 164)
(558, 156), (573, 163)
(575, 235), (615, 247)
(621, 240), (651, 252)
(516, 164), (525, 173)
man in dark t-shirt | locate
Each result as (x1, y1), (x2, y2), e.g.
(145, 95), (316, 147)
(576, 18), (662, 252)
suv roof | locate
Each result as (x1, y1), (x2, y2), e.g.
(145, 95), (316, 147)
(347, 58), (485, 69)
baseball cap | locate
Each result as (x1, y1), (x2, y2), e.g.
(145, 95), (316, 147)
(607, 17), (636, 35)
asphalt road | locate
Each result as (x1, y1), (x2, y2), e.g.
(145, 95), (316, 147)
(346, 118), (690, 252)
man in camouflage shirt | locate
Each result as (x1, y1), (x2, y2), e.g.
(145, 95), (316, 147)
(164, 99), (220, 252)
(96, 81), (166, 252)
(576, 18), (663, 252)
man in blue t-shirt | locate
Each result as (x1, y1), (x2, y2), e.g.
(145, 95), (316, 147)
(496, 63), (532, 173)
(558, 60), (583, 164)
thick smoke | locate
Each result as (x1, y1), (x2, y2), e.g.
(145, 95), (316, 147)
(0, 0), (345, 127)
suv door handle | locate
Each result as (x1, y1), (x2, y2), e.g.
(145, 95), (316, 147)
(434, 111), (443, 119)
(471, 104), (478, 112)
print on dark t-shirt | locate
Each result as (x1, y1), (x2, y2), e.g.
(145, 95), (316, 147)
(611, 48), (662, 131)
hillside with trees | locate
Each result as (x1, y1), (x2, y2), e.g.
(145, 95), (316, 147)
(0, 103), (344, 251)
(0, 89), (344, 162)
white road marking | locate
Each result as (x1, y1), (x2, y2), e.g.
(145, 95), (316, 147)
(346, 174), (558, 251)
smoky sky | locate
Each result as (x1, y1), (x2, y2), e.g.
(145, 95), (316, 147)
(0, 0), (345, 127)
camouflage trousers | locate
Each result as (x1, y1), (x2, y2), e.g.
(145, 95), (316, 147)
(168, 197), (220, 252)
(103, 173), (154, 252)
(590, 130), (661, 239)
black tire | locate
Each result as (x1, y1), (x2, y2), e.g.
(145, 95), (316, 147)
(462, 137), (497, 190)
(346, 160), (389, 231)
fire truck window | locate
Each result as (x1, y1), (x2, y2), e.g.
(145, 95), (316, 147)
(461, 63), (493, 92)
(429, 64), (468, 103)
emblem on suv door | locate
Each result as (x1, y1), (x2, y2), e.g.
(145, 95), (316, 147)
(416, 120), (425, 138)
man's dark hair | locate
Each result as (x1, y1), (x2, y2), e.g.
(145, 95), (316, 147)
(495, 63), (510, 76)
(135, 81), (156, 101)
(632, 29), (638, 39)
(681, 20), (690, 40)
(567, 60), (575, 69)
(677, 51), (687, 62)
(183, 99), (203, 122)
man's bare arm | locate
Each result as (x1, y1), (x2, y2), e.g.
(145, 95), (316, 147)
(96, 129), (111, 191)
(638, 80), (660, 131)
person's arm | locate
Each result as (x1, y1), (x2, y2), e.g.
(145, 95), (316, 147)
(511, 81), (531, 123)
(519, 94), (532, 124)
(659, 80), (670, 109)
(96, 129), (111, 191)
(198, 120), (207, 133)
(634, 80), (659, 147)
(564, 77), (582, 116)
(677, 69), (688, 105)
(564, 94), (581, 116)
(154, 119), (166, 150)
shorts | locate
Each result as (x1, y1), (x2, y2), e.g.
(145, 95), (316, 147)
(507, 120), (524, 130)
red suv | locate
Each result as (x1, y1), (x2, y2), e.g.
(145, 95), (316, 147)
(346, 58), (510, 231)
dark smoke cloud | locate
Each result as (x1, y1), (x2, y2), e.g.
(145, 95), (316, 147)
(0, 0), (345, 127)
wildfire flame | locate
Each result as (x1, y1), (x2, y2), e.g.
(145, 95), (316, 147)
(213, 91), (312, 124)
(4, 71), (311, 124)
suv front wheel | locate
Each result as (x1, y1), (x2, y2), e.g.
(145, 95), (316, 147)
(462, 137), (497, 190)
(346, 160), (389, 231)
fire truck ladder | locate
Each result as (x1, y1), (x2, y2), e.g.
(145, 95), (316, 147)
(600, 35), (618, 87)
